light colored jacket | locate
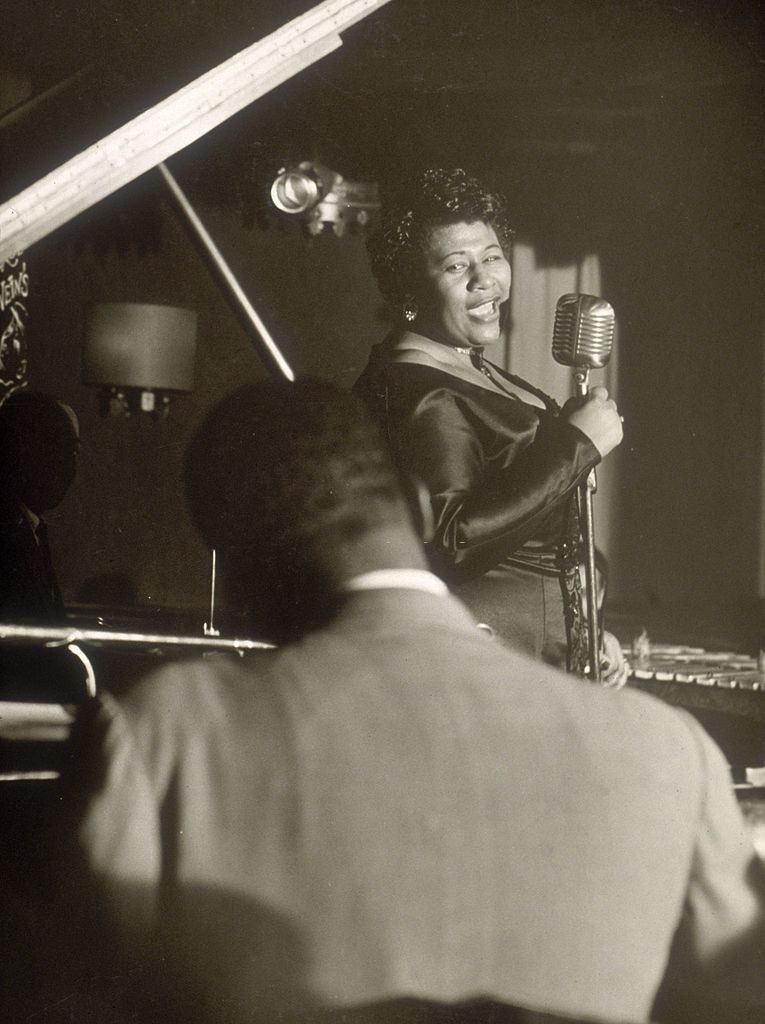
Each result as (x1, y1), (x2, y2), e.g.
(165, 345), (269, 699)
(79, 588), (765, 1023)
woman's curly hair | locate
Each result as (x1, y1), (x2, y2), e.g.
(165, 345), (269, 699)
(367, 167), (515, 309)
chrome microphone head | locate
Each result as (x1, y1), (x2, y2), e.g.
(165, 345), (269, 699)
(552, 293), (615, 369)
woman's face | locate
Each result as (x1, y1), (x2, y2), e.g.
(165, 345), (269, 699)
(415, 220), (512, 349)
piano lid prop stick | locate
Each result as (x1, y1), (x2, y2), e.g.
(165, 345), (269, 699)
(204, 547), (221, 637)
(159, 162), (294, 382)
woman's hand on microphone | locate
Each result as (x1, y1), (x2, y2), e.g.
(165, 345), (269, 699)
(565, 386), (623, 458)
(599, 630), (629, 689)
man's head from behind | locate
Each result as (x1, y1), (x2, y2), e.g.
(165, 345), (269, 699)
(184, 379), (424, 641)
(0, 391), (80, 515)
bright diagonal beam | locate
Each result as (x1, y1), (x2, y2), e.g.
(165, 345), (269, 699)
(0, 0), (391, 263)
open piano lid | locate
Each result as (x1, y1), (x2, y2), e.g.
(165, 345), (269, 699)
(0, 0), (391, 264)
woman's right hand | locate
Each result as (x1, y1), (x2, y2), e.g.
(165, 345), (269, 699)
(565, 386), (623, 458)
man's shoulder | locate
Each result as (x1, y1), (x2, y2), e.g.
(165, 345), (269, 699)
(535, 664), (718, 794)
(421, 626), (715, 781)
(300, 597), (710, 736)
(112, 621), (716, 788)
(116, 649), (283, 726)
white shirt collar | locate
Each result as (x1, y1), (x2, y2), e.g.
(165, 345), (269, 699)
(343, 568), (448, 597)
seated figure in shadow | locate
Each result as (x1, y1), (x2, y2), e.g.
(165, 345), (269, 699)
(0, 389), (79, 620)
(0, 389), (84, 702)
(49, 380), (765, 1024)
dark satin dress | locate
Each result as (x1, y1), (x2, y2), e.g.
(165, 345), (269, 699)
(354, 331), (600, 666)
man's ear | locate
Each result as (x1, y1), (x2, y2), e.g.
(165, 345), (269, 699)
(400, 474), (435, 544)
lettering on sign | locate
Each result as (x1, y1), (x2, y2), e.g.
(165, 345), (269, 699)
(0, 254), (29, 398)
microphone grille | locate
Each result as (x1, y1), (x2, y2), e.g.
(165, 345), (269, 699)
(552, 293), (615, 369)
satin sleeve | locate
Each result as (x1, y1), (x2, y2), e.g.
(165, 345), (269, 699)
(390, 385), (600, 582)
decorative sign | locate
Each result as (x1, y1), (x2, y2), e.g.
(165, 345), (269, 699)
(0, 253), (29, 399)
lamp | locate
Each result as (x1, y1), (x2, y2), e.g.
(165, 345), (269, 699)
(83, 303), (196, 416)
(269, 161), (379, 237)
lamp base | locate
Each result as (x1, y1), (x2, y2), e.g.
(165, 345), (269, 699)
(96, 387), (172, 418)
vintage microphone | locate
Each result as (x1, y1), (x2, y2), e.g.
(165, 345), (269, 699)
(552, 293), (615, 681)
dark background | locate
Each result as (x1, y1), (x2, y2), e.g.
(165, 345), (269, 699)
(2, 0), (764, 648)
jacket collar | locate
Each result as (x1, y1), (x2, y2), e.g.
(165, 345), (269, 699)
(334, 585), (486, 641)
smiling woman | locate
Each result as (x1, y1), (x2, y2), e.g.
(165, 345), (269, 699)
(418, 220), (512, 349)
(355, 168), (624, 681)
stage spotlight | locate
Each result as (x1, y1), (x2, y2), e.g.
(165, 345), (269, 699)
(270, 166), (323, 214)
(269, 161), (379, 237)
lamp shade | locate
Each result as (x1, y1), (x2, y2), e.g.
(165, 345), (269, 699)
(83, 303), (196, 391)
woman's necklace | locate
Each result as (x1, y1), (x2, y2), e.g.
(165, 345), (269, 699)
(461, 346), (552, 410)
(451, 345), (491, 371)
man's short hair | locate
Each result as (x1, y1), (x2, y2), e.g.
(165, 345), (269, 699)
(184, 379), (408, 637)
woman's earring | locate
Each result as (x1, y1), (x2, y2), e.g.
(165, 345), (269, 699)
(403, 298), (418, 323)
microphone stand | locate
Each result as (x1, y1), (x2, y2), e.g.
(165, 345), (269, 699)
(574, 367), (601, 682)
